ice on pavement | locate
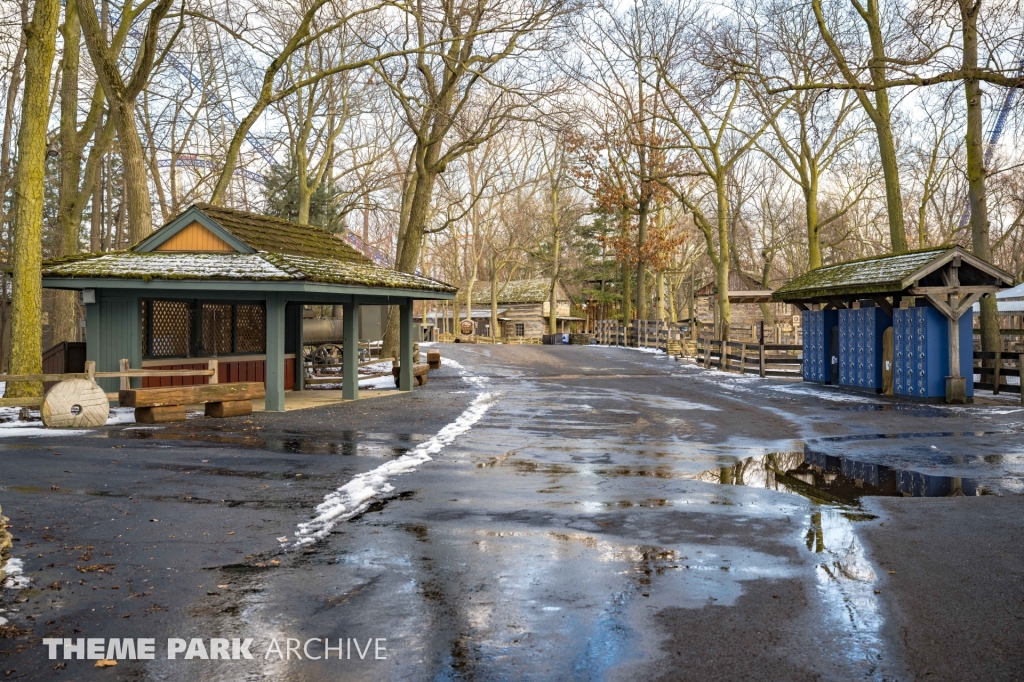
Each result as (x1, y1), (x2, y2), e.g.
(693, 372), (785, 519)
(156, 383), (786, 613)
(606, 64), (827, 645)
(289, 390), (495, 547)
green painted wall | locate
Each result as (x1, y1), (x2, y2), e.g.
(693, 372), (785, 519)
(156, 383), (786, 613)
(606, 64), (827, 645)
(85, 293), (141, 392)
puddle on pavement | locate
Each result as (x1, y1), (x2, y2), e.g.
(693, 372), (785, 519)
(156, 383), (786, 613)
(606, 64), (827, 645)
(697, 450), (988, 504)
(113, 427), (416, 458)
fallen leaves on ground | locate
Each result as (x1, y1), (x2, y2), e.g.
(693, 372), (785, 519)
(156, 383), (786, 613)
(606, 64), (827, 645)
(94, 659), (117, 668)
(76, 564), (115, 573)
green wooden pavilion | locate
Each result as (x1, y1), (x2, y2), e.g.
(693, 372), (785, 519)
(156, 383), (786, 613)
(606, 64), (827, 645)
(41, 204), (456, 411)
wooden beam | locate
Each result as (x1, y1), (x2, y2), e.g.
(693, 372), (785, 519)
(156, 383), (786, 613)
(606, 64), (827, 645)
(954, 292), (983, 319)
(909, 286), (999, 296)
(871, 296), (894, 316)
(924, 294), (956, 321)
(119, 382), (265, 408)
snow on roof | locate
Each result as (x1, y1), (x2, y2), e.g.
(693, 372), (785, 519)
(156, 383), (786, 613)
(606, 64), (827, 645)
(42, 251), (455, 293)
(996, 282), (1024, 300)
(973, 299), (1024, 313)
(774, 248), (947, 301)
(469, 279), (564, 305)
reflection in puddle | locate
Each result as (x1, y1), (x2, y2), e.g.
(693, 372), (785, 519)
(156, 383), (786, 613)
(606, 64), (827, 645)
(694, 450), (986, 503)
(693, 451), (909, 674)
(808, 507), (885, 674)
(115, 427), (415, 458)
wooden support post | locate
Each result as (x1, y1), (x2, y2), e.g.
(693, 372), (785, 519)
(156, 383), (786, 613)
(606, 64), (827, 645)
(759, 341), (766, 378)
(119, 359), (130, 391)
(399, 300), (414, 391)
(207, 359), (218, 385)
(265, 296), (287, 412)
(740, 343), (747, 375)
(291, 304), (304, 392)
(85, 361), (95, 382)
(343, 300), (359, 400)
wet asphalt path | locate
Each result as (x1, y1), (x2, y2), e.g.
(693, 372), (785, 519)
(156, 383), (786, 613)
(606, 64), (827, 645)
(1, 344), (1023, 681)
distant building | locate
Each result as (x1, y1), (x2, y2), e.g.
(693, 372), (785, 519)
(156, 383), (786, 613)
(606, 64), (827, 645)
(420, 278), (580, 337)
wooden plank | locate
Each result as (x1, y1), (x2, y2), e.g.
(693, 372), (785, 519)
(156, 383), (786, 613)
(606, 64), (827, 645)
(0, 373), (87, 382)
(94, 369), (216, 378)
(0, 397), (43, 407)
(205, 400), (252, 418)
(909, 285), (1000, 295)
(119, 382), (265, 408)
(135, 405), (187, 424)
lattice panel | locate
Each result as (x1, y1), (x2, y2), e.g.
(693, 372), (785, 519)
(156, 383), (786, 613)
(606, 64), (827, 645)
(202, 304), (233, 355)
(150, 300), (192, 357)
(235, 304), (265, 353)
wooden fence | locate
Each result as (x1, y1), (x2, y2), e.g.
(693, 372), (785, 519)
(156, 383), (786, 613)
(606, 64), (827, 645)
(695, 336), (803, 378)
(594, 320), (694, 353)
(973, 351), (1022, 395)
(438, 333), (542, 344)
(0, 360), (217, 408)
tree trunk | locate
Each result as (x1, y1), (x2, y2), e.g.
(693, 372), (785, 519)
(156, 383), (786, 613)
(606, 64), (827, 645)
(864, 0), (907, 254)
(110, 99), (152, 243)
(52, 3), (84, 346)
(804, 176), (822, 269)
(960, 0), (998, 354)
(90, 116), (103, 252)
(715, 177), (731, 341)
(7, 0), (60, 397)
(490, 271), (499, 339)
(635, 201), (649, 320)
(552, 228), (561, 333)
(874, 110), (908, 254)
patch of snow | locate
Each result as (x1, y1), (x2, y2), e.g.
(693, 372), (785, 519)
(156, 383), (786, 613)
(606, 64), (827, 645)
(107, 408), (136, 425)
(359, 376), (395, 390)
(593, 345), (666, 355)
(771, 385), (878, 403)
(289, 391), (494, 546)
(2, 558), (30, 589)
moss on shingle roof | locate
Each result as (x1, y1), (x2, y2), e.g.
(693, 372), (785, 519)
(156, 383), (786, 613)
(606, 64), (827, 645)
(180, 203), (369, 262)
(773, 248), (949, 302)
(469, 279), (563, 305)
(42, 251), (455, 293)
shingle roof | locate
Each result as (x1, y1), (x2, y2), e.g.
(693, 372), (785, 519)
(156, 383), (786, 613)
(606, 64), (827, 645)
(185, 203), (368, 262)
(42, 252), (455, 292)
(470, 279), (563, 305)
(773, 248), (948, 301)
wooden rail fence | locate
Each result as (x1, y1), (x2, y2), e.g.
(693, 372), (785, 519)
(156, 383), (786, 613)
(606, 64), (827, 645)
(973, 351), (1022, 395)
(694, 336), (803, 378)
(0, 359), (217, 407)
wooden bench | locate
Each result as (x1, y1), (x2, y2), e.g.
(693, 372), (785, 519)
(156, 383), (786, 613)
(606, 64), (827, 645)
(391, 363), (430, 387)
(119, 382), (266, 423)
(427, 349), (441, 370)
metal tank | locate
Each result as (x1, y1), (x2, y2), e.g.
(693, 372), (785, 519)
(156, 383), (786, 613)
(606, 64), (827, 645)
(302, 317), (345, 345)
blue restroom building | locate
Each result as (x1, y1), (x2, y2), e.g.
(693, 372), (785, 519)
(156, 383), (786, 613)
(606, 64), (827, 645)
(775, 248), (1012, 404)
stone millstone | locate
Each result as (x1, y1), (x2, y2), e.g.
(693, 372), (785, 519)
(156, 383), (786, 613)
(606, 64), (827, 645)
(41, 379), (110, 428)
